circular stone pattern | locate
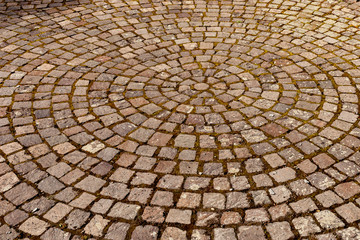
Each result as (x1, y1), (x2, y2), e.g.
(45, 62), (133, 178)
(1, 0), (360, 239)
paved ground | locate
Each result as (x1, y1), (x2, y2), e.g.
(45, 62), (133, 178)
(1, 0), (360, 239)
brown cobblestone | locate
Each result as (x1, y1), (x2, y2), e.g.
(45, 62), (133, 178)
(1, 0), (360, 238)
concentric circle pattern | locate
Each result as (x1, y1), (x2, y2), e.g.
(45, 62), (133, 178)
(1, 0), (360, 239)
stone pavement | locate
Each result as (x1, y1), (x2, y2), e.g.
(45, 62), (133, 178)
(1, 0), (360, 239)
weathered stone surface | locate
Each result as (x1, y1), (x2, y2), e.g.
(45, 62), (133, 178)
(1, 0), (360, 238)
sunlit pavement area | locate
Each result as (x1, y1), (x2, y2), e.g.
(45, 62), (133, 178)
(1, 0), (360, 239)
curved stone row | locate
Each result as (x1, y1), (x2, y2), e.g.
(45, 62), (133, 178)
(1, 0), (360, 239)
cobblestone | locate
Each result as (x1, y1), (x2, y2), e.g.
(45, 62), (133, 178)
(1, 0), (360, 238)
